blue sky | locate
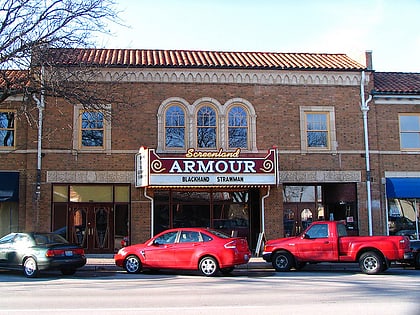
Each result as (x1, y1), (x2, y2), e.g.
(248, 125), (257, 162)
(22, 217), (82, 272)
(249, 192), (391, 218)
(98, 0), (420, 72)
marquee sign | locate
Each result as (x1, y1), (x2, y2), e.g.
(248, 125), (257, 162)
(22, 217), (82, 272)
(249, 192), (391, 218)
(135, 147), (278, 187)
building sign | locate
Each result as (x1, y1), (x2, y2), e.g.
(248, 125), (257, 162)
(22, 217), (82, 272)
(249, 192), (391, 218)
(135, 146), (149, 187)
(135, 148), (278, 187)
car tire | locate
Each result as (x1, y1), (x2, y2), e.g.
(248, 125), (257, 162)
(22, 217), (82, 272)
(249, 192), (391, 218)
(199, 256), (218, 276)
(23, 257), (39, 278)
(272, 251), (294, 272)
(359, 251), (384, 275)
(61, 268), (76, 276)
(124, 255), (142, 274)
(415, 253), (420, 270)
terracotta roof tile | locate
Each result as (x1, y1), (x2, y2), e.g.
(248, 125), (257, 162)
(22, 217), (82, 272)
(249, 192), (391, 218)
(46, 48), (365, 71)
(0, 70), (30, 90)
(374, 72), (420, 94)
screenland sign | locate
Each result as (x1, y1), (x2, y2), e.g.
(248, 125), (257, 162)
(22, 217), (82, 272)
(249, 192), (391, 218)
(135, 147), (277, 187)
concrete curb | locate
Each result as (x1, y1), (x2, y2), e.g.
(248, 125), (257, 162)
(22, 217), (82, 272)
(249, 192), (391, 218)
(81, 255), (366, 272)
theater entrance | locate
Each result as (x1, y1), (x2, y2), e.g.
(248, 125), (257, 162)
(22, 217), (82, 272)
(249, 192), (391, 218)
(153, 188), (261, 251)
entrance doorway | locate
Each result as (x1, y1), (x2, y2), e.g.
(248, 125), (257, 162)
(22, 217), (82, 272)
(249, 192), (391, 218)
(68, 204), (114, 253)
(153, 189), (260, 250)
(283, 202), (316, 236)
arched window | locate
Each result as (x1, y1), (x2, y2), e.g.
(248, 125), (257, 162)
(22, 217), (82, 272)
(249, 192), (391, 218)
(196, 106), (217, 148)
(228, 106), (248, 149)
(165, 105), (185, 149)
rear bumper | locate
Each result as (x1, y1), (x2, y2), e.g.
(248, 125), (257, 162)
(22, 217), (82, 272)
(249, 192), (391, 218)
(37, 257), (87, 271)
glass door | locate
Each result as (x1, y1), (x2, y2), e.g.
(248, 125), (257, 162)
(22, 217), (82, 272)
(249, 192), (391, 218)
(68, 204), (114, 253)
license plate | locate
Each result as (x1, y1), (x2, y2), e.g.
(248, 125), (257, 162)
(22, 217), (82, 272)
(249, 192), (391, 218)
(65, 251), (73, 256)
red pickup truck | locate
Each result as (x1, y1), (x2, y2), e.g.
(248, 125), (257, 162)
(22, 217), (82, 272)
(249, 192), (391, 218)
(262, 221), (413, 274)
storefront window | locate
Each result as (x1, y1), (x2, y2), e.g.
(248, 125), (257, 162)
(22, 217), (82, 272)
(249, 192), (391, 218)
(70, 185), (112, 202)
(388, 198), (419, 238)
(153, 190), (251, 241)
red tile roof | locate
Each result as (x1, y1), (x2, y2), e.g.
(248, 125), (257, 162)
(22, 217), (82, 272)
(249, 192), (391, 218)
(47, 48), (365, 71)
(374, 72), (420, 94)
(0, 70), (30, 90)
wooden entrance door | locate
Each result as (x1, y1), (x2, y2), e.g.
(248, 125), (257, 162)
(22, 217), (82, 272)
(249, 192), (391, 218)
(283, 202), (316, 237)
(68, 204), (114, 254)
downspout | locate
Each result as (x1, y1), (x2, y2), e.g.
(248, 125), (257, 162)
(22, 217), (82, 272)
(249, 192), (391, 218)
(32, 64), (45, 230)
(144, 187), (154, 237)
(261, 186), (270, 234)
(360, 71), (373, 235)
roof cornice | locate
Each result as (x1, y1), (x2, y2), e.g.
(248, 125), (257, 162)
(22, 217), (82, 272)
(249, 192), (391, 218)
(76, 68), (364, 86)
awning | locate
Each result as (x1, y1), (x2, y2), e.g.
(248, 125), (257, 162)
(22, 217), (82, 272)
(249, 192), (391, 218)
(0, 172), (19, 202)
(386, 177), (420, 198)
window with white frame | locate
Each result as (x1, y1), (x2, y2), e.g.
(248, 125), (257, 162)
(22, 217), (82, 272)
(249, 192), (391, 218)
(196, 105), (217, 148)
(300, 106), (336, 152)
(157, 97), (257, 152)
(399, 114), (420, 150)
(0, 110), (16, 148)
(165, 105), (186, 149)
(228, 106), (248, 149)
(73, 105), (111, 151)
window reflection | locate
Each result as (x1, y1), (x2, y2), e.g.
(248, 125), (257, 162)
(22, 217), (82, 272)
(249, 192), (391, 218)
(81, 111), (104, 147)
(228, 106), (248, 148)
(197, 106), (216, 148)
(165, 105), (185, 148)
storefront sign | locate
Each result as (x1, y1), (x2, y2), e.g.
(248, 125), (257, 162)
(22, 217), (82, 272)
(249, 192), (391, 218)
(135, 148), (278, 187)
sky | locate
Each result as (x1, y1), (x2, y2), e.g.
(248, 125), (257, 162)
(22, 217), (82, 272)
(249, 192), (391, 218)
(98, 0), (420, 72)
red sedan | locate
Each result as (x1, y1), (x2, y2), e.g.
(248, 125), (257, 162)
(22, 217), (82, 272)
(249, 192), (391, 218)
(114, 228), (251, 276)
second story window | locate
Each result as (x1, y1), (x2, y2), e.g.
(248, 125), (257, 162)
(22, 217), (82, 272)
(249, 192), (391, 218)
(300, 106), (336, 153)
(400, 114), (420, 150)
(157, 97), (257, 153)
(197, 105), (217, 148)
(80, 110), (104, 148)
(228, 106), (248, 149)
(306, 113), (329, 148)
(0, 110), (15, 148)
(165, 105), (185, 149)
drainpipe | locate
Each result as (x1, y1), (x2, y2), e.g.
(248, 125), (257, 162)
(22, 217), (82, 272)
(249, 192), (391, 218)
(144, 187), (154, 237)
(261, 186), (270, 234)
(360, 71), (373, 235)
(32, 64), (45, 230)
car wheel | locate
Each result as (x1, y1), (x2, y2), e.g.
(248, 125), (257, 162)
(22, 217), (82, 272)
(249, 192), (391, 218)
(23, 257), (39, 278)
(124, 255), (142, 274)
(415, 252), (420, 270)
(359, 251), (384, 275)
(220, 267), (234, 275)
(272, 251), (293, 272)
(199, 256), (218, 276)
(61, 268), (76, 276)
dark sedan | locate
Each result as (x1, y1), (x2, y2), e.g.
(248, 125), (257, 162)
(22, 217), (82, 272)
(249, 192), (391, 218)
(0, 232), (86, 277)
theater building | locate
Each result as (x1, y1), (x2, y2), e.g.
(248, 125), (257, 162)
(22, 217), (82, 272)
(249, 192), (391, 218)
(2, 48), (398, 254)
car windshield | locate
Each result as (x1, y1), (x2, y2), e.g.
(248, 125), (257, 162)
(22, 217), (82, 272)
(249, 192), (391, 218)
(33, 233), (69, 245)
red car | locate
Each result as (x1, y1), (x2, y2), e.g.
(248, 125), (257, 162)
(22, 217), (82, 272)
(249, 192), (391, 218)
(114, 228), (251, 276)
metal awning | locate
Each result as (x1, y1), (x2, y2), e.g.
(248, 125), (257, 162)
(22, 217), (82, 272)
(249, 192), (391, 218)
(386, 177), (420, 198)
(0, 172), (19, 202)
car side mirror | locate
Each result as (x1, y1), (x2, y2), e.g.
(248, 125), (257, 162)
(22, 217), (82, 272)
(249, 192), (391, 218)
(301, 233), (310, 239)
(153, 240), (161, 246)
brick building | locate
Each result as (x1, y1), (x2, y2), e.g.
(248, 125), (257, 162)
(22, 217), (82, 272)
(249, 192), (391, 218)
(1, 49), (419, 254)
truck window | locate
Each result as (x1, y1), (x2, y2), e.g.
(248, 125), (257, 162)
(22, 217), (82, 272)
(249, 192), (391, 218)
(306, 224), (328, 238)
(337, 224), (348, 237)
